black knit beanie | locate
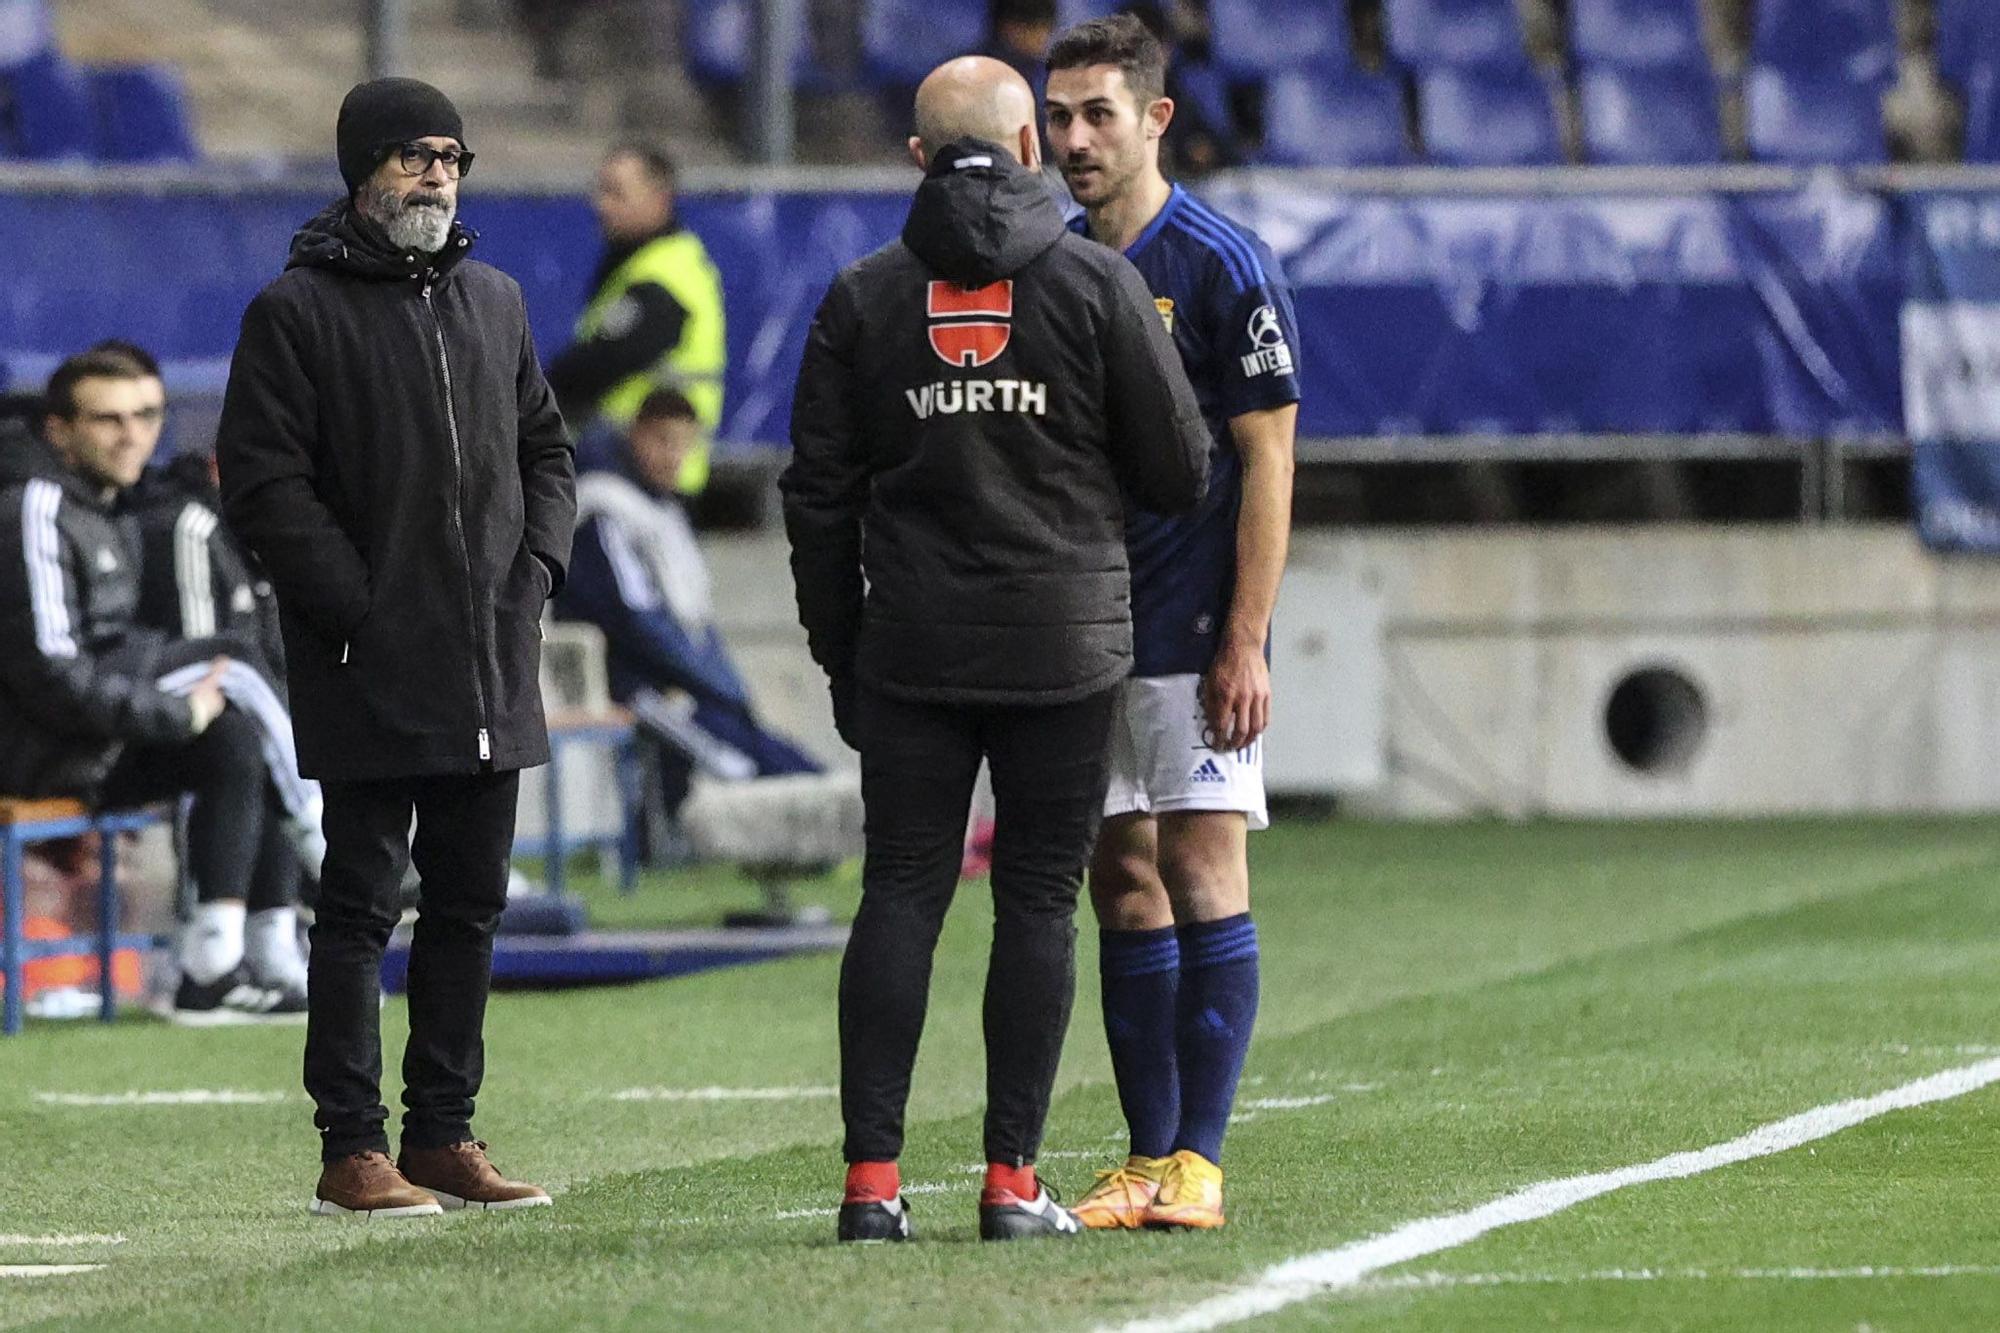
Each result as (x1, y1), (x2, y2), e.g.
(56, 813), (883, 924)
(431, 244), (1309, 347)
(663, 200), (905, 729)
(336, 77), (465, 195)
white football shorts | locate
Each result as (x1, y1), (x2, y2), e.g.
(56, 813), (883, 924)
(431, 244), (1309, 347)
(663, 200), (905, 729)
(1101, 673), (1268, 830)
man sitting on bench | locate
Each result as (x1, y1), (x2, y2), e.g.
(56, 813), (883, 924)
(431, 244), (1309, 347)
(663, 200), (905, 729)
(556, 388), (821, 854)
(0, 348), (320, 1023)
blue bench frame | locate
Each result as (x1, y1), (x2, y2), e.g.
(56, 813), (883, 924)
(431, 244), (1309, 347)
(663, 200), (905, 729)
(512, 716), (643, 901)
(2, 804), (170, 1036)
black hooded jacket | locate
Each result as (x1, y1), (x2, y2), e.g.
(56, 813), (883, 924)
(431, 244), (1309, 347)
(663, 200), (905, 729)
(781, 139), (1209, 707)
(216, 201), (576, 780)
(0, 424), (198, 796)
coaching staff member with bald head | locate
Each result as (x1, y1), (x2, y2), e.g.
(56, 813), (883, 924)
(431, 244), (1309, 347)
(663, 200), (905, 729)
(217, 77), (574, 1219)
(782, 55), (1210, 1243)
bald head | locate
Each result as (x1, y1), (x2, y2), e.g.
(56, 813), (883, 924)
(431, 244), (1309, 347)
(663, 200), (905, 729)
(910, 56), (1040, 169)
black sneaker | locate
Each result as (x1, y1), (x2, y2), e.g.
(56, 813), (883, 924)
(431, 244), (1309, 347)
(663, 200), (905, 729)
(261, 980), (309, 1018)
(837, 1195), (912, 1243)
(246, 957), (310, 1017)
(170, 965), (294, 1026)
(979, 1183), (1081, 1241)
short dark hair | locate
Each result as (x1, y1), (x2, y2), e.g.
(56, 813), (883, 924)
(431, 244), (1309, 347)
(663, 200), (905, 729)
(1047, 12), (1167, 107)
(86, 339), (162, 380)
(635, 386), (698, 425)
(44, 349), (150, 420)
(608, 142), (677, 193)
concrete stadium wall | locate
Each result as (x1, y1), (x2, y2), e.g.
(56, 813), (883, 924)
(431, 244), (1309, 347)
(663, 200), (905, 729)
(1293, 525), (2000, 819)
(698, 523), (2000, 820)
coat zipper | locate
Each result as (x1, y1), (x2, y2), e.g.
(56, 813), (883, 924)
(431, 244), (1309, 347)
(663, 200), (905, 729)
(423, 272), (492, 763)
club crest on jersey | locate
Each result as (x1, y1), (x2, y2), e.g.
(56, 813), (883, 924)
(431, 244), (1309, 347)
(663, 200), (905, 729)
(1155, 296), (1175, 334)
(927, 280), (1014, 368)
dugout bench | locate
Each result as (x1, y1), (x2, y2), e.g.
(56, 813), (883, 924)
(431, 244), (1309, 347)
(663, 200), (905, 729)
(512, 707), (643, 900)
(1, 797), (171, 1036)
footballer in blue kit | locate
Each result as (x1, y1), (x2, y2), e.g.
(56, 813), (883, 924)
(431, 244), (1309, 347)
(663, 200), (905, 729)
(1045, 13), (1300, 1232)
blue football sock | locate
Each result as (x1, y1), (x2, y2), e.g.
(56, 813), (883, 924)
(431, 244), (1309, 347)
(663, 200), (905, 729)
(1098, 925), (1182, 1160)
(1173, 913), (1260, 1164)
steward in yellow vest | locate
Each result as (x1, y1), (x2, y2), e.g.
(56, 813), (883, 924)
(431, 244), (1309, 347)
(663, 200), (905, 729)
(546, 144), (725, 493)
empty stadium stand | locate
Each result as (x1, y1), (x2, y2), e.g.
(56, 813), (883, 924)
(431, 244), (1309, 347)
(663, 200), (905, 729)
(1570, 0), (1709, 71)
(1578, 65), (1724, 164)
(6, 0), (1988, 172)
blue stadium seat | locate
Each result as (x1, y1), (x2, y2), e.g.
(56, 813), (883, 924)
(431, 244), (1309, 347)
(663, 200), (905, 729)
(1057, 0), (1123, 26)
(1936, 0), (2000, 85)
(1210, 0), (1348, 77)
(1418, 67), (1561, 164)
(4, 52), (96, 159)
(1961, 63), (2000, 163)
(1171, 59), (1236, 137)
(861, 0), (986, 88)
(90, 65), (197, 164)
(1259, 65), (1411, 166)
(684, 0), (813, 86)
(1751, 0), (1894, 84)
(1385, 0), (1532, 70)
(1744, 65), (1885, 164)
(1578, 66), (1720, 164)
(1570, 0), (1706, 71)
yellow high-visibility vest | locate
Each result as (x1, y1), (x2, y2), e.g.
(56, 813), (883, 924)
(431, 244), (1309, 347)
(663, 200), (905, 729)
(575, 229), (726, 493)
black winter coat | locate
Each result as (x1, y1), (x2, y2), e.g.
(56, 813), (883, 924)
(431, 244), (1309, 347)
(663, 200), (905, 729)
(782, 139), (1210, 707)
(0, 426), (198, 796)
(216, 202), (576, 780)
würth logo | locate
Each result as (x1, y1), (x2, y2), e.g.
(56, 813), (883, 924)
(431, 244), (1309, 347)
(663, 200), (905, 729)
(927, 280), (1014, 368)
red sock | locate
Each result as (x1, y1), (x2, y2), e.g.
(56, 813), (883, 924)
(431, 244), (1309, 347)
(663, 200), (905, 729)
(982, 1162), (1038, 1203)
(844, 1160), (900, 1204)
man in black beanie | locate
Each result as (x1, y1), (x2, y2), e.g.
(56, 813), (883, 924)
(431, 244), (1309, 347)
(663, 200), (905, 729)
(216, 77), (576, 1218)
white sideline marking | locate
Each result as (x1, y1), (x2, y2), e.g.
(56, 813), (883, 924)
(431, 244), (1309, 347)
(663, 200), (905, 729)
(1882, 1043), (2000, 1057)
(1231, 1091), (1374, 1125)
(776, 1181), (972, 1220)
(1106, 1056), (2000, 1333)
(956, 1150), (1110, 1173)
(34, 1090), (287, 1107)
(0, 1235), (125, 1248)
(609, 1086), (837, 1103)
(1245, 1094), (1359, 1110)
(1369, 1266), (2000, 1290)
(0, 1265), (102, 1278)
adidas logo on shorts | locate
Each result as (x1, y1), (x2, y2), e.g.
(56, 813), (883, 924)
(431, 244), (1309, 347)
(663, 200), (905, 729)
(1189, 757), (1227, 784)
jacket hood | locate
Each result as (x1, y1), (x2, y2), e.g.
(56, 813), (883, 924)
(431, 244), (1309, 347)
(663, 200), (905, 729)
(0, 419), (91, 502)
(902, 138), (1068, 287)
(286, 199), (476, 281)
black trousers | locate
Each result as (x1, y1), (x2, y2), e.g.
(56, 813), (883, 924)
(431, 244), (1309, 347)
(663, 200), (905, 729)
(304, 770), (520, 1161)
(102, 634), (300, 912)
(101, 709), (298, 911)
(841, 685), (1117, 1167)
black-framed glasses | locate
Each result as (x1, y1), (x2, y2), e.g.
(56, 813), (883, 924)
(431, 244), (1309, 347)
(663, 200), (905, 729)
(386, 141), (474, 179)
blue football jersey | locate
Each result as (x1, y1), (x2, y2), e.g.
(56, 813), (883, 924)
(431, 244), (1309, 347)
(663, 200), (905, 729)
(1071, 185), (1301, 677)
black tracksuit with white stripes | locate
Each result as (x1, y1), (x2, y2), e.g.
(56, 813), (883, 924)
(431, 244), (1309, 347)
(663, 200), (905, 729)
(130, 457), (287, 685)
(0, 425), (298, 912)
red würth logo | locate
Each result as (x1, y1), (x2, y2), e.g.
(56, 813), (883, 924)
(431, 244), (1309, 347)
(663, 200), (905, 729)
(926, 280), (1014, 368)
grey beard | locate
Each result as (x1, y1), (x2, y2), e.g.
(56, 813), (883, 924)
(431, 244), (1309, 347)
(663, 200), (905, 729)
(364, 184), (455, 255)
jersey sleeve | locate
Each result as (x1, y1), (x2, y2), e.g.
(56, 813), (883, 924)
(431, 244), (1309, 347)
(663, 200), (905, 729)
(1208, 238), (1302, 420)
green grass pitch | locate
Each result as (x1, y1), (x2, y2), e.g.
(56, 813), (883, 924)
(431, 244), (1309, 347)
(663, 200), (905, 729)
(5, 816), (2000, 1330)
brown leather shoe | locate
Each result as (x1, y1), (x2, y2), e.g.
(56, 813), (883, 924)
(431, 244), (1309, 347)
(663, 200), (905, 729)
(311, 1150), (444, 1219)
(397, 1140), (551, 1211)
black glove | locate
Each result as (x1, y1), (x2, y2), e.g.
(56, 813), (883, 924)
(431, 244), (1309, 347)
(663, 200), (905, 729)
(830, 673), (860, 751)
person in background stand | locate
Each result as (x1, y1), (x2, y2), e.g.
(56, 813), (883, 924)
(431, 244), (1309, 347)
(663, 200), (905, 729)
(556, 386), (819, 849)
(545, 143), (726, 493)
